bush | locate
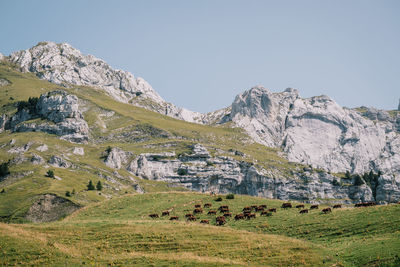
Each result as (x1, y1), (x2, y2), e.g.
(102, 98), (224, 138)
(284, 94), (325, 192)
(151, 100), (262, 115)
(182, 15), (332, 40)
(177, 168), (188, 176)
(226, 194), (235, 199)
(0, 162), (10, 177)
(215, 197), (223, 202)
(345, 171), (351, 179)
(87, 180), (95, 191)
(46, 170), (55, 178)
(96, 181), (103, 191)
(17, 97), (39, 114)
(65, 191), (71, 197)
(354, 175), (364, 186)
(332, 179), (340, 186)
(0, 189), (5, 194)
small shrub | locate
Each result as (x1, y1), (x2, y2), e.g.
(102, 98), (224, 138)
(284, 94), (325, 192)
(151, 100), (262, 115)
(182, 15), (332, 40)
(332, 179), (340, 186)
(0, 162), (10, 177)
(177, 168), (188, 176)
(96, 181), (103, 191)
(65, 191), (71, 197)
(354, 175), (364, 186)
(0, 188), (5, 194)
(206, 161), (214, 167)
(345, 171), (351, 179)
(46, 170), (55, 178)
(215, 197), (223, 202)
(226, 194), (235, 199)
(87, 180), (95, 191)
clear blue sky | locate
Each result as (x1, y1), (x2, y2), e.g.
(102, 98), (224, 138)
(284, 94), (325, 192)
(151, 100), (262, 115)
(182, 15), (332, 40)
(1, 0), (399, 112)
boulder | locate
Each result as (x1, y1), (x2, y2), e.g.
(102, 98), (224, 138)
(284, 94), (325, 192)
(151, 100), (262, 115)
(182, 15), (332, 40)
(104, 148), (128, 169)
(48, 155), (72, 168)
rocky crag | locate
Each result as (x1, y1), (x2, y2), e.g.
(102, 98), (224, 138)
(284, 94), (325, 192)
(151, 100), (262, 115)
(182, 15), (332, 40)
(1, 90), (89, 143)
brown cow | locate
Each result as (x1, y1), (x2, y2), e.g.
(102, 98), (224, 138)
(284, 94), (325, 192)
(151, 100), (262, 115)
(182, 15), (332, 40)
(259, 204), (267, 209)
(194, 208), (203, 214)
(333, 204), (342, 209)
(149, 214), (159, 218)
(207, 210), (217, 215)
(169, 216), (179, 221)
(255, 206), (265, 212)
(243, 207), (252, 212)
(204, 203), (212, 208)
(299, 209), (308, 214)
(194, 204), (201, 208)
(248, 213), (256, 219)
(161, 211), (170, 216)
(322, 208), (332, 214)
(218, 205), (229, 211)
(187, 215), (196, 222)
(223, 212), (232, 217)
(281, 203), (292, 209)
(310, 205), (319, 210)
(216, 216), (226, 226)
(185, 213), (193, 218)
(251, 205), (258, 210)
(235, 213), (245, 220)
(200, 219), (209, 224)
(268, 208), (277, 213)
(296, 204), (305, 209)
(260, 211), (272, 216)
(219, 208), (229, 213)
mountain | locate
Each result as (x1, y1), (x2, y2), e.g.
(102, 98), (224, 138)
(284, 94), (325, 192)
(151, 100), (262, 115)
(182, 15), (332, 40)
(0, 42), (399, 224)
(8, 41), (203, 123)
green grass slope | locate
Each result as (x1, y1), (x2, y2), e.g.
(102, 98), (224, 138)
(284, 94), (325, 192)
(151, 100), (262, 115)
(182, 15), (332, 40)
(1, 192), (399, 266)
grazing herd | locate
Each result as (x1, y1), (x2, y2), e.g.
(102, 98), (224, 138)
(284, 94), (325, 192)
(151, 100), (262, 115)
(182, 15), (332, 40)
(148, 198), (384, 226)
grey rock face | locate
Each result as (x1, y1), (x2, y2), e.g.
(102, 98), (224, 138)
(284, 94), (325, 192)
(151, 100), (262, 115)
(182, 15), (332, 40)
(36, 144), (48, 152)
(127, 145), (382, 203)
(218, 86), (400, 179)
(9, 42), (202, 122)
(7, 90), (89, 143)
(73, 147), (84, 155)
(104, 148), (128, 169)
(0, 78), (10, 87)
(31, 153), (44, 165)
(48, 155), (72, 168)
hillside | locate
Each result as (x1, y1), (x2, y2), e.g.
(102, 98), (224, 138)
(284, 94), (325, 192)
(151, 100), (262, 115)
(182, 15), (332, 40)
(1, 192), (399, 266)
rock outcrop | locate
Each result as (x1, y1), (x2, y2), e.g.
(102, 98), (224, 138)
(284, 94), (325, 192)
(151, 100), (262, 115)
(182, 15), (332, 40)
(104, 148), (128, 169)
(126, 144), (384, 203)
(9, 42), (202, 122)
(216, 86), (400, 178)
(5, 90), (89, 143)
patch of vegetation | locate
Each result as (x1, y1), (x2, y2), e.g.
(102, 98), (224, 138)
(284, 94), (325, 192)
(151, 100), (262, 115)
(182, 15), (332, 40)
(45, 169), (54, 178)
(87, 180), (95, 191)
(226, 193), (235, 199)
(17, 96), (39, 114)
(0, 161), (10, 177)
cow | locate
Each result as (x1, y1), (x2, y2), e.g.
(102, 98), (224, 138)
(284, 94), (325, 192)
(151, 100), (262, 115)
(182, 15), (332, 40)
(296, 204), (305, 209)
(281, 203), (292, 209)
(218, 205), (229, 211)
(333, 204), (342, 209)
(251, 205), (258, 210)
(355, 203), (363, 208)
(255, 206), (265, 212)
(310, 205), (319, 210)
(299, 209), (308, 214)
(169, 216), (179, 221)
(235, 213), (245, 220)
(268, 208), (277, 213)
(185, 213), (193, 218)
(200, 219), (209, 224)
(322, 208), (332, 214)
(207, 210), (217, 215)
(187, 215), (196, 222)
(243, 207), (252, 212)
(219, 208), (229, 213)
(248, 213), (256, 219)
(194, 204), (201, 208)
(161, 211), (170, 216)
(193, 208), (203, 214)
(260, 211), (272, 216)
(149, 214), (159, 218)
(204, 203), (212, 208)
(223, 212), (232, 217)
(216, 216), (226, 226)
(259, 204), (267, 209)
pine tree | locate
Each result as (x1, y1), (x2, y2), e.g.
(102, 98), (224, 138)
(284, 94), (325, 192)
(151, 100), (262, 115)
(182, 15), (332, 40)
(0, 162), (10, 177)
(96, 181), (103, 191)
(46, 170), (55, 178)
(65, 191), (71, 197)
(87, 180), (95, 190)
